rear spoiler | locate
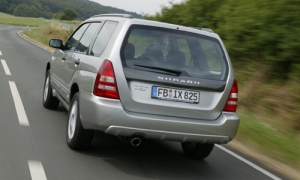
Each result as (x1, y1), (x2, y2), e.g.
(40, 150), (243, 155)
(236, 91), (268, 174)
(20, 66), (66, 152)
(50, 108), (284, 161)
(191, 27), (214, 33)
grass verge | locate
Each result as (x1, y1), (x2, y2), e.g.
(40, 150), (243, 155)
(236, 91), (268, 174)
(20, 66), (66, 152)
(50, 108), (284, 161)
(236, 110), (300, 168)
(22, 24), (74, 51)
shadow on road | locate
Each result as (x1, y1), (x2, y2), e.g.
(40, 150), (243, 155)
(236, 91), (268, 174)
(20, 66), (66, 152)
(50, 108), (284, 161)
(75, 132), (232, 180)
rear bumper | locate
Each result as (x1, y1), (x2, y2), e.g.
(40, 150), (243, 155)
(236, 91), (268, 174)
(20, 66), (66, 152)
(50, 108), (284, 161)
(80, 90), (240, 144)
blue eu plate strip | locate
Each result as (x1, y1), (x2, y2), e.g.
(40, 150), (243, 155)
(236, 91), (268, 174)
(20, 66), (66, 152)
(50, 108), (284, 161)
(152, 86), (157, 98)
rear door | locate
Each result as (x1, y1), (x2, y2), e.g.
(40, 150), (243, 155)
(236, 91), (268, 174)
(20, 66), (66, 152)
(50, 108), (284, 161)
(118, 25), (229, 120)
(57, 23), (90, 100)
(50, 24), (91, 93)
(61, 23), (101, 101)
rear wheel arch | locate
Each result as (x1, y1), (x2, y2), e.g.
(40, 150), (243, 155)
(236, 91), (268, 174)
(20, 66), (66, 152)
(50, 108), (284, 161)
(70, 83), (79, 103)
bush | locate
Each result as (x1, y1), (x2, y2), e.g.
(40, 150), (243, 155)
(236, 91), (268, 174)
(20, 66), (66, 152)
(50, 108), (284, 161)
(59, 8), (78, 20)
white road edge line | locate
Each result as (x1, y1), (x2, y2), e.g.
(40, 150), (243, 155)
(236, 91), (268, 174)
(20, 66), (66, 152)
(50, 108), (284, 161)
(18, 28), (281, 180)
(0, 50), (2, 56)
(216, 145), (281, 180)
(8, 81), (30, 126)
(28, 160), (47, 180)
(1, 59), (12, 75)
(18, 31), (51, 53)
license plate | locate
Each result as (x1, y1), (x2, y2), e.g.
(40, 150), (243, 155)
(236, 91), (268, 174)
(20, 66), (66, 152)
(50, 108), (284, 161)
(151, 86), (199, 104)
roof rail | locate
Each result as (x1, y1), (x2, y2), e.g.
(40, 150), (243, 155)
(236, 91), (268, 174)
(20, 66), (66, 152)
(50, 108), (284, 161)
(91, 14), (133, 19)
(191, 27), (214, 33)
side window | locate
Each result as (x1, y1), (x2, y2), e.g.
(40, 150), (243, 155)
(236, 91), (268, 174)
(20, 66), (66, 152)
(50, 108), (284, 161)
(177, 39), (191, 65)
(200, 39), (223, 72)
(75, 23), (101, 53)
(66, 23), (89, 51)
(91, 21), (118, 56)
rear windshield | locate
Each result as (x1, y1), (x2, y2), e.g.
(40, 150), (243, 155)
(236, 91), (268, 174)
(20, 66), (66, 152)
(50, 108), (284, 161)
(121, 25), (228, 81)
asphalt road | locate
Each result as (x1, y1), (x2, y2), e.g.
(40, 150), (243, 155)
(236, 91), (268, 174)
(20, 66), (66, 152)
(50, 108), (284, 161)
(0, 24), (287, 180)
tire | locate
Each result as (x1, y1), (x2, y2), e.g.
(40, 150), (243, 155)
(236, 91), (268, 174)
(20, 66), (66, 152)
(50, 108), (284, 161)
(43, 70), (59, 109)
(181, 142), (214, 159)
(67, 93), (94, 150)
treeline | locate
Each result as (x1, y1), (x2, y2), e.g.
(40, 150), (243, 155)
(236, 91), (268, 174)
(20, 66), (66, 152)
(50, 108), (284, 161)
(147, 0), (300, 80)
(0, 0), (143, 19)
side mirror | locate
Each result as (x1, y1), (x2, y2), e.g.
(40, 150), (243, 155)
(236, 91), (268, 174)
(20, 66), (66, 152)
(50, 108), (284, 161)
(49, 39), (64, 49)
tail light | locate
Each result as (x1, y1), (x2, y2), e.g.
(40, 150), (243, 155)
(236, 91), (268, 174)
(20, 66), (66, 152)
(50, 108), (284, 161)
(223, 79), (238, 112)
(93, 60), (119, 99)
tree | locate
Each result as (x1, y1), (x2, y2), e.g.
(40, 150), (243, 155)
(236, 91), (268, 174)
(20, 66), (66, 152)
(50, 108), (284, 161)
(59, 8), (78, 20)
(13, 3), (40, 17)
(0, 0), (8, 12)
(7, 3), (17, 14)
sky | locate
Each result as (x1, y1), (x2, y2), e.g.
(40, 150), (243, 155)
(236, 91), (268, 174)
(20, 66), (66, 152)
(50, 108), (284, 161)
(90, 0), (185, 15)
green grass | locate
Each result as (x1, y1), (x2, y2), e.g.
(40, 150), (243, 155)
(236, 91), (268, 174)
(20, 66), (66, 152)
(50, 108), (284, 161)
(236, 111), (300, 167)
(0, 12), (50, 27)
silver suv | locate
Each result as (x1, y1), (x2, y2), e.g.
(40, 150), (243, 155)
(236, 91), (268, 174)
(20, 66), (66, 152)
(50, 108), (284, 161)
(43, 14), (239, 159)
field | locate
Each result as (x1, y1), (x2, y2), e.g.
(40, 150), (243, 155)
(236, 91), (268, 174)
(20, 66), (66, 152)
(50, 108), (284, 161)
(0, 12), (50, 27)
(60, 20), (82, 27)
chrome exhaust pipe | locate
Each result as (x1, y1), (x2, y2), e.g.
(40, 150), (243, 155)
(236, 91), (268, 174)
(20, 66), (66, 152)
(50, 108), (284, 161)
(129, 137), (142, 147)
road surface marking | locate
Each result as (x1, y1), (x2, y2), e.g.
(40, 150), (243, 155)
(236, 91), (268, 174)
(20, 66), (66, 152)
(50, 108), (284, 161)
(28, 161), (47, 180)
(0, 50), (2, 56)
(9, 81), (29, 126)
(216, 145), (281, 180)
(1, 59), (11, 75)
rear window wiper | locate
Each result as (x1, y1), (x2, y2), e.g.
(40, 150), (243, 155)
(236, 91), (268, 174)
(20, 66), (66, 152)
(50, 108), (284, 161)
(133, 64), (182, 76)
